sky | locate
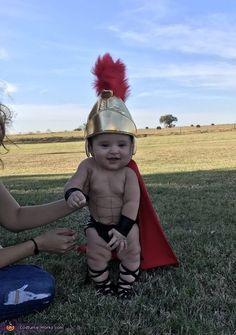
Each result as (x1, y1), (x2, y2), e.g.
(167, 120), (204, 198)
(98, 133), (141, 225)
(0, 0), (236, 134)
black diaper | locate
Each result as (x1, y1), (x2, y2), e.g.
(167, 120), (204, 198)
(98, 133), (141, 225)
(85, 217), (118, 243)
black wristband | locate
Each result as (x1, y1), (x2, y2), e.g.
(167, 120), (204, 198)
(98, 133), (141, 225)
(64, 188), (89, 201)
(116, 215), (136, 237)
(30, 238), (39, 255)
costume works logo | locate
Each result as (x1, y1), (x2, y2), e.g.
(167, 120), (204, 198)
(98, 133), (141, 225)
(5, 325), (15, 332)
(0, 323), (16, 334)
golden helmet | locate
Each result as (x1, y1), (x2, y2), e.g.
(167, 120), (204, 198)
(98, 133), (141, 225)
(84, 54), (137, 157)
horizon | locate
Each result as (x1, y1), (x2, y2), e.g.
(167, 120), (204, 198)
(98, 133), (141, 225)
(8, 122), (235, 136)
(1, 0), (236, 133)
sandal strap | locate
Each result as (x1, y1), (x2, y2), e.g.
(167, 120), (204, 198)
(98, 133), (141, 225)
(96, 277), (111, 287)
(117, 282), (134, 299)
(88, 266), (108, 278)
(95, 277), (115, 296)
(88, 266), (114, 295)
(119, 264), (140, 281)
(117, 264), (140, 299)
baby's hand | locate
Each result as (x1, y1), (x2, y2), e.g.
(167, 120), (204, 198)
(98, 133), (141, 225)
(67, 191), (86, 208)
(108, 228), (127, 253)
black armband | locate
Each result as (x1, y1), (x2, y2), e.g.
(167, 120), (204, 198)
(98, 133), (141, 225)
(116, 215), (136, 237)
(64, 188), (89, 201)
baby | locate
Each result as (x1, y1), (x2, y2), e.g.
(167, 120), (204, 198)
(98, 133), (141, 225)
(65, 106), (140, 298)
(65, 54), (178, 298)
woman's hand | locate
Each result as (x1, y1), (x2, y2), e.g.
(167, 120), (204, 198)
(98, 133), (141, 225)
(34, 228), (78, 254)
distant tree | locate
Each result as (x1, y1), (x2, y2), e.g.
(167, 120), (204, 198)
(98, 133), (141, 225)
(156, 126), (161, 130)
(196, 124), (201, 128)
(145, 126), (149, 129)
(159, 114), (178, 128)
(74, 123), (86, 131)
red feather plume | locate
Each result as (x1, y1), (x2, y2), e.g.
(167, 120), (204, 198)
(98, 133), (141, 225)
(92, 53), (130, 101)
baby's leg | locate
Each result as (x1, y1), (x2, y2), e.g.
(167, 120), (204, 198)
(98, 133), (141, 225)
(86, 227), (112, 295)
(117, 224), (141, 299)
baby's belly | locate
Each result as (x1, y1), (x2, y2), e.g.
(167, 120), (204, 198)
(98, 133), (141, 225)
(89, 196), (123, 224)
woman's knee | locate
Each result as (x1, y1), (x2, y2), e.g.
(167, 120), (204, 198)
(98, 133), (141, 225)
(0, 265), (55, 320)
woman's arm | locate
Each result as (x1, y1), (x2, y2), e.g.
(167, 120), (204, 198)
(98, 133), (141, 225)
(0, 227), (77, 268)
(0, 182), (75, 232)
(0, 240), (36, 268)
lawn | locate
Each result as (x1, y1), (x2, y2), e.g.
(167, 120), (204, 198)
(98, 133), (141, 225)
(0, 130), (235, 334)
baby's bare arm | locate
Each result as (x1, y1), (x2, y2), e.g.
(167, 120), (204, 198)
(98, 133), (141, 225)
(107, 168), (140, 252)
(64, 158), (91, 208)
(64, 158), (90, 193)
(122, 168), (140, 220)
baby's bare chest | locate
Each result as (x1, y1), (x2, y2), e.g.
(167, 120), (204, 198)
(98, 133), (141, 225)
(89, 170), (126, 196)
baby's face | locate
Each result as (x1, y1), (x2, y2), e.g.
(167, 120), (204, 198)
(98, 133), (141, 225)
(90, 133), (133, 170)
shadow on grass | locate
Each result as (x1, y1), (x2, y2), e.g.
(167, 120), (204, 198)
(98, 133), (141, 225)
(2, 169), (235, 260)
(2, 168), (235, 270)
(1, 169), (235, 334)
(2, 168), (235, 223)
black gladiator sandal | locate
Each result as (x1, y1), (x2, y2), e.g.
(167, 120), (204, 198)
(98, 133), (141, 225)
(117, 264), (140, 300)
(88, 266), (114, 296)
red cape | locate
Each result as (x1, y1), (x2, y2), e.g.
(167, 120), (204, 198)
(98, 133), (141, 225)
(127, 160), (179, 269)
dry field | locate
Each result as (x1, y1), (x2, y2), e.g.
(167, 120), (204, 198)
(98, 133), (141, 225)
(2, 124), (236, 176)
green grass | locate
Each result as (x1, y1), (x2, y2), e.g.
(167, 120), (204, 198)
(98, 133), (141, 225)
(1, 130), (236, 334)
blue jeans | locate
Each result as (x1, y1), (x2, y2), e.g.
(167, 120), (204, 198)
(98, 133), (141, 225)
(0, 265), (55, 321)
